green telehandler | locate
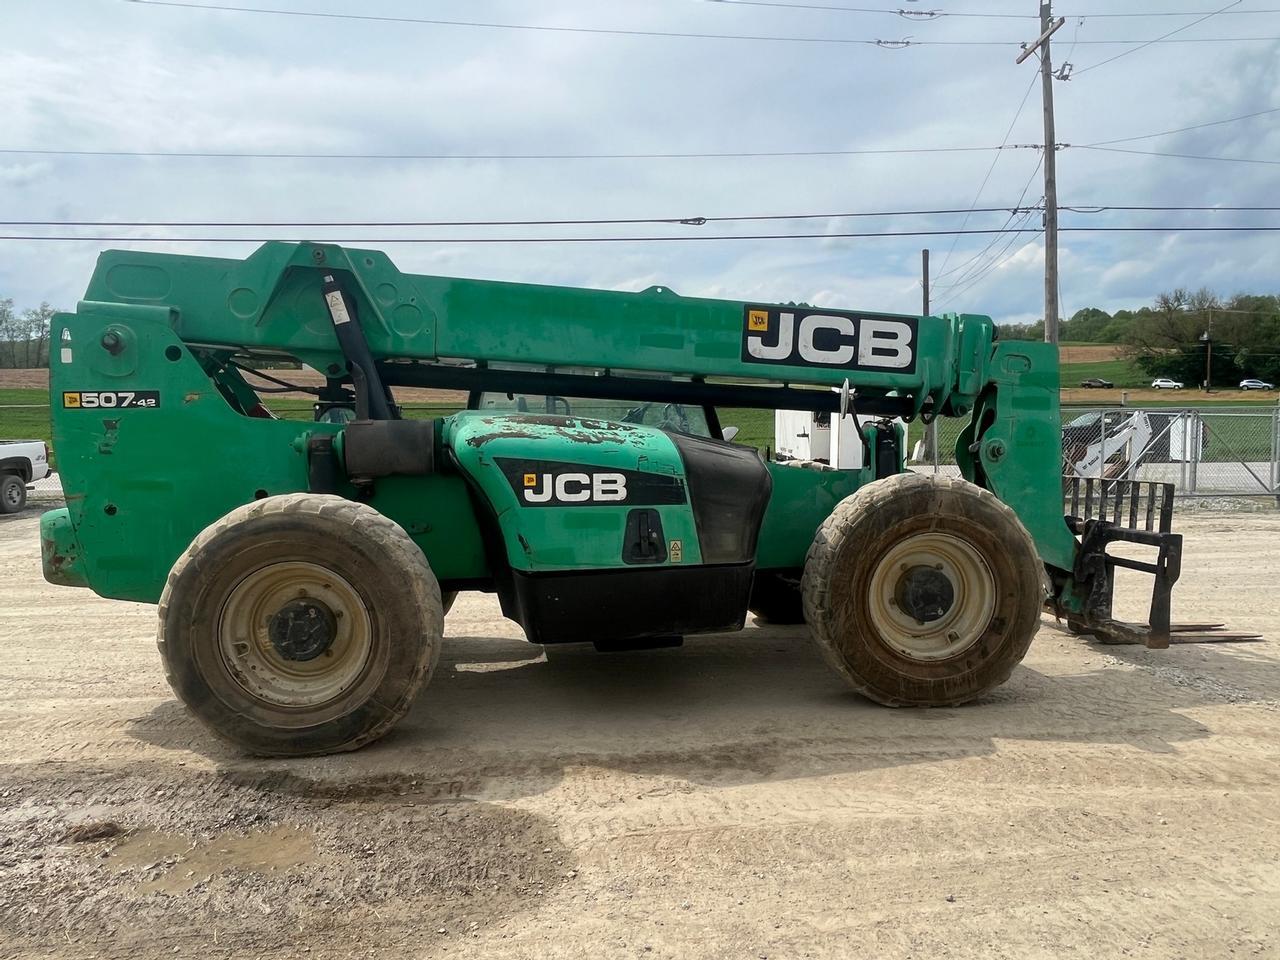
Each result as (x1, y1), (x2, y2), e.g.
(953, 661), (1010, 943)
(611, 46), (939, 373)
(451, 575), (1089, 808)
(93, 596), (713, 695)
(41, 242), (1193, 755)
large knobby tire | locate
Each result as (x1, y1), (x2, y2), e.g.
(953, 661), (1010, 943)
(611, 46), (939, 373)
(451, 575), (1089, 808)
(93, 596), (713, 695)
(801, 473), (1042, 707)
(0, 474), (26, 515)
(158, 493), (443, 756)
(748, 571), (806, 625)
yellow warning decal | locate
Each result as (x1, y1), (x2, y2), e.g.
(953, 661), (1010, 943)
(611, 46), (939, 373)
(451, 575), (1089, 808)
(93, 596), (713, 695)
(669, 540), (683, 563)
(747, 309), (769, 332)
(523, 473), (537, 487)
(63, 392), (81, 408)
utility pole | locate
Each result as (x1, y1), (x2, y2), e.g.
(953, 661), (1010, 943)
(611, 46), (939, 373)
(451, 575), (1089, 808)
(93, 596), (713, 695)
(1202, 309), (1214, 390)
(922, 248), (937, 468)
(1017, 2), (1065, 344)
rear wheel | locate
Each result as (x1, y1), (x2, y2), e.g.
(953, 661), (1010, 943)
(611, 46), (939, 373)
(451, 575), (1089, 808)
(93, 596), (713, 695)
(0, 474), (26, 514)
(158, 493), (443, 756)
(802, 473), (1042, 706)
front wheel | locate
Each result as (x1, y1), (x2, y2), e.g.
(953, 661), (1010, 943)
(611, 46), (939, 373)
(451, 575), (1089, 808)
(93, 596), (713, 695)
(802, 473), (1043, 707)
(158, 494), (443, 756)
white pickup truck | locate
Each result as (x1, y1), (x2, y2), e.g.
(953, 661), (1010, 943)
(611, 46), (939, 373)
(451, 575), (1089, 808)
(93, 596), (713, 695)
(0, 440), (51, 514)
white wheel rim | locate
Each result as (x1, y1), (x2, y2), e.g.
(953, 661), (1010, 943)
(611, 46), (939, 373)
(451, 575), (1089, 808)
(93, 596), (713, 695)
(866, 531), (996, 661)
(217, 561), (373, 709)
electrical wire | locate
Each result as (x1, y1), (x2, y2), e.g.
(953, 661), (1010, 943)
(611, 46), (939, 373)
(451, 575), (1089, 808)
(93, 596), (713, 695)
(696, 1), (1036, 18)
(0, 206), (1041, 228)
(1083, 105), (1280, 146)
(0, 144), (1036, 161)
(935, 72), (1039, 280)
(3, 226), (1279, 243)
(934, 215), (1042, 309)
(699, 1), (1280, 16)
(1073, 0), (1243, 76)
(121, 1), (1280, 44)
(9, 204), (1280, 231)
(933, 154), (1044, 285)
(120, 0), (1014, 45)
(1077, 145), (1280, 165)
(1063, 6), (1280, 14)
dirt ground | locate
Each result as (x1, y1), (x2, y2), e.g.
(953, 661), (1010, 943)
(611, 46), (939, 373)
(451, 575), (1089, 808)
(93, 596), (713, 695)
(2, 508), (1279, 960)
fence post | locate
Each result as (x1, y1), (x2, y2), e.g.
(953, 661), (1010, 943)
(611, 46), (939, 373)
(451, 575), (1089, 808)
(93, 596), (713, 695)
(1272, 401), (1280, 506)
(1188, 409), (1200, 495)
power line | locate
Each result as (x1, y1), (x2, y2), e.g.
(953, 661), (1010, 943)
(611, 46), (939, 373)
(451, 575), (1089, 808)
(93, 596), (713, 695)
(1074, 0), (1244, 76)
(1083, 105), (1280, 147)
(933, 155), (1045, 286)
(1077, 144), (1280, 165)
(1063, 204), (1280, 212)
(3, 226), (1279, 244)
(934, 218), (1042, 309)
(6, 103), (1274, 165)
(935, 72), (1040, 281)
(699, 1), (1034, 18)
(702, 1), (1280, 16)
(0, 144), (1038, 161)
(121, 0), (1280, 45)
(934, 211), (1043, 307)
(9, 204), (1280, 231)
(120, 0), (1014, 45)
(0, 207), (1040, 228)
(1061, 6), (1280, 15)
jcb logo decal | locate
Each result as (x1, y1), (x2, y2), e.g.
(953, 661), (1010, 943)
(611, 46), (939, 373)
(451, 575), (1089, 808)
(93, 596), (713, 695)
(498, 458), (686, 508)
(522, 472), (628, 504)
(741, 306), (917, 373)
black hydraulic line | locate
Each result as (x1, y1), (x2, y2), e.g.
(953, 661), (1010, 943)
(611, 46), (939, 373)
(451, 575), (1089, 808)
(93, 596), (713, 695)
(320, 275), (394, 421)
(376, 362), (922, 419)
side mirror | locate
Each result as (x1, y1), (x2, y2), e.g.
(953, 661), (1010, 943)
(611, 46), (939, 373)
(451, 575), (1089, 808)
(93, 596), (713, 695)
(721, 425), (740, 442)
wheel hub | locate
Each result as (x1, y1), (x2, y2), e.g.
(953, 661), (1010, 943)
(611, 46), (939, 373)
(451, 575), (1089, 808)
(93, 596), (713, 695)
(217, 561), (374, 709)
(268, 598), (337, 662)
(894, 565), (955, 624)
(867, 531), (996, 662)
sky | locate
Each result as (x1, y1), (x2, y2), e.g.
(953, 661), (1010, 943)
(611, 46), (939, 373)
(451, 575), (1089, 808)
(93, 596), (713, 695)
(1, 0), (1278, 328)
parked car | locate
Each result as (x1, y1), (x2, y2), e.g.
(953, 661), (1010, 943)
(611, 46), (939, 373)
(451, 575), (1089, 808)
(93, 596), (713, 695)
(1079, 377), (1114, 389)
(0, 440), (51, 514)
(1239, 378), (1275, 391)
(1151, 378), (1184, 390)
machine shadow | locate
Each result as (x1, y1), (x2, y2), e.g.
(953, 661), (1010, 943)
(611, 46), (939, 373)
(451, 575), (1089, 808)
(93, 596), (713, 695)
(125, 618), (1272, 805)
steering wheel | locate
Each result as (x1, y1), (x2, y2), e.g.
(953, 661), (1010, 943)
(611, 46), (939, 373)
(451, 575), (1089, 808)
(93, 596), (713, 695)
(546, 396), (572, 415)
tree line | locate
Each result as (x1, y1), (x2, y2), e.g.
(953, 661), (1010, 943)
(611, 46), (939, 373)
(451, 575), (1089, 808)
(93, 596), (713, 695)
(998, 289), (1280, 387)
(0, 299), (57, 369)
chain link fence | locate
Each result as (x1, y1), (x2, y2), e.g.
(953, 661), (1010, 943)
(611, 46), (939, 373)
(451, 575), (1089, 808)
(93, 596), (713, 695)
(912, 404), (1280, 502)
(8, 401), (1280, 505)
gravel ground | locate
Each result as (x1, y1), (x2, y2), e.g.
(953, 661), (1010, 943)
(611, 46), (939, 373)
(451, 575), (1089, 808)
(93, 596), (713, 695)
(1, 507), (1279, 959)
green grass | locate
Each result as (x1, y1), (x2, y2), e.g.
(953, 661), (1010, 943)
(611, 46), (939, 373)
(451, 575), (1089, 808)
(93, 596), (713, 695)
(1059, 358), (1147, 388)
(0, 387), (50, 405)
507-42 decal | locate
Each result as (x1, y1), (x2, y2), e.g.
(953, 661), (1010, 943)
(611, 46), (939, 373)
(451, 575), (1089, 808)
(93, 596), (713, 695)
(62, 390), (161, 409)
